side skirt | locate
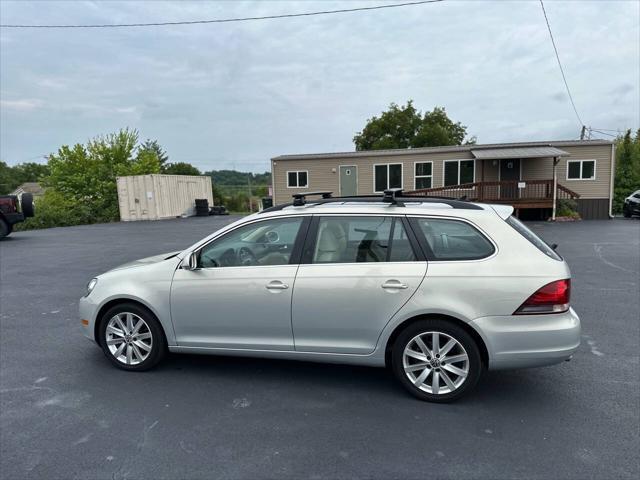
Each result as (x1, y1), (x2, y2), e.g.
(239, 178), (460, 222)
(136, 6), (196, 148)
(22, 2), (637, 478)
(168, 345), (385, 367)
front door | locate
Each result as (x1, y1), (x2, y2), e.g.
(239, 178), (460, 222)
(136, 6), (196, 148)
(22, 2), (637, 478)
(499, 159), (520, 199)
(291, 215), (426, 354)
(171, 216), (308, 350)
(339, 166), (357, 196)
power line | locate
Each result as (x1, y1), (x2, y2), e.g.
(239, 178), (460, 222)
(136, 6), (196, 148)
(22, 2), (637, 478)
(0, 0), (444, 29)
(589, 129), (618, 138)
(539, 0), (584, 129)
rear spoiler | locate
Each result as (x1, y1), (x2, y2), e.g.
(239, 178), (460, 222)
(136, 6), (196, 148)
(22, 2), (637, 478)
(490, 204), (514, 220)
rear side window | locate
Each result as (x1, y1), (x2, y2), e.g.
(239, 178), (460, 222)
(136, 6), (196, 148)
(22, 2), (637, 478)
(312, 216), (417, 264)
(412, 218), (494, 260)
(506, 216), (562, 261)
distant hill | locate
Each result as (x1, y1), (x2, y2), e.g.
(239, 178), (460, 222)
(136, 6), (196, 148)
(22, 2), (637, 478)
(204, 169), (271, 186)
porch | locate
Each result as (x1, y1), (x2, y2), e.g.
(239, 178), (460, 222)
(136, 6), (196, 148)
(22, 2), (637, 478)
(405, 179), (580, 210)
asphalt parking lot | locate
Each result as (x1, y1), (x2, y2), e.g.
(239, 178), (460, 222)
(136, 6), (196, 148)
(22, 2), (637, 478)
(1, 216), (638, 480)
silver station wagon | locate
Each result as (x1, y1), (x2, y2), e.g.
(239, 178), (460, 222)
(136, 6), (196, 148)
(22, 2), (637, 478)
(80, 190), (580, 402)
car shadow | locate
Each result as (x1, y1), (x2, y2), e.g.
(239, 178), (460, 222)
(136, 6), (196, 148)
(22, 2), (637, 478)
(146, 351), (562, 406)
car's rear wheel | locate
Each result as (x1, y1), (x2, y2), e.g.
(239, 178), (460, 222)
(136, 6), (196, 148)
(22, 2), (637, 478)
(391, 319), (483, 402)
(98, 303), (166, 371)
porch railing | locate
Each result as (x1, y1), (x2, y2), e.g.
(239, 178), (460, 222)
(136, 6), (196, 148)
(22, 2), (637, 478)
(405, 179), (579, 204)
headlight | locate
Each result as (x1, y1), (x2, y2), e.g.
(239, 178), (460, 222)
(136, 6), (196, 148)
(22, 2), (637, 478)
(86, 278), (98, 297)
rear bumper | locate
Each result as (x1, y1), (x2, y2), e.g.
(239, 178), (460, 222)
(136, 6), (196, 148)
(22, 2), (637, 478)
(3, 212), (24, 225)
(471, 307), (581, 370)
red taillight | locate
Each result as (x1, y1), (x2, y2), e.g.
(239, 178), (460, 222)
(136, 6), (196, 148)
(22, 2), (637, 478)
(514, 279), (571, 315)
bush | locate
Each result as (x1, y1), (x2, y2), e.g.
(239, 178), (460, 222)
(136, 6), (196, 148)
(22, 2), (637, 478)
(556, 199), (580, 219)
(14, 190), (107, 231)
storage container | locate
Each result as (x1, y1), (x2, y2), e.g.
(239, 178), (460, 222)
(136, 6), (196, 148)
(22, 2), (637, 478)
(116, 174), (214, 221)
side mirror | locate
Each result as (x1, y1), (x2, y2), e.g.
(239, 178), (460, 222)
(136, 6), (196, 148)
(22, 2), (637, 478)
(181, 251), (198, 270)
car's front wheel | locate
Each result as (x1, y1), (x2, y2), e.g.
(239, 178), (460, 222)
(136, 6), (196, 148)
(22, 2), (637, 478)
(391, 319), (483, 402)
(98, 303), (166, 371)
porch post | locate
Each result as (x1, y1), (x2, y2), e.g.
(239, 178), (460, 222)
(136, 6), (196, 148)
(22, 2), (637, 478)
(552, 156), (558, 221)
(480, 160), (485, 201)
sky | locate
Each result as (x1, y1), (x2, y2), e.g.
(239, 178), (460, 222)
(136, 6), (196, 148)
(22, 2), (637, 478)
(1, 0), (638, 173)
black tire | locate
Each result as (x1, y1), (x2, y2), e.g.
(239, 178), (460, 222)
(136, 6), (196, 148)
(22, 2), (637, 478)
(97, 302), (167, 371)
(0, 219), (10, 239)
(391, 319), (483, 403)
(21, 193), (35, 217)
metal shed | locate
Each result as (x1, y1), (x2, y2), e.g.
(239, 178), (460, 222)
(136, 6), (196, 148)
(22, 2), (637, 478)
(116, 174), (214, 221)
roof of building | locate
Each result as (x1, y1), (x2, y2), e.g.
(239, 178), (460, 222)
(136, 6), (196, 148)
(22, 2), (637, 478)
(10, 182), (45, 196)
(271, 139), (612, 162)
(471, 146), (570, 159)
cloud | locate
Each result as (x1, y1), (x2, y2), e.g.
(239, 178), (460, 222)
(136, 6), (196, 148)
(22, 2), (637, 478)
(0, 0), (638, 169)
(0, 99), (44, 111)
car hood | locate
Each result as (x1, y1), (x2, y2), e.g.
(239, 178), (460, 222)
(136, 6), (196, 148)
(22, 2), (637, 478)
(108, 251), (181, 272)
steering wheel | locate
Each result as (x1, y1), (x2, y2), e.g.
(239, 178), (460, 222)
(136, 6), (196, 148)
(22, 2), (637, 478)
(237, 247), (258, 266)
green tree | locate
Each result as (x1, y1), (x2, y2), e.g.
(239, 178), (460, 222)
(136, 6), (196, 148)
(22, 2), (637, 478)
(138, 139), (169, 169)
(613, 129), (640, 214)
(45, 128), (160, 223)
(0, 160), (50, 194)
(353, 101), (474, 151)
(163, 162), (201, 176)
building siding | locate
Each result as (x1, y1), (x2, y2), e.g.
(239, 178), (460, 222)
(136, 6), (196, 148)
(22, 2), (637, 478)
(272, 141), (613, 206)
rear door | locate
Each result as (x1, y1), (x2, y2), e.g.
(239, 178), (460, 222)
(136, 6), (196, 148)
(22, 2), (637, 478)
(291, 215), (427, 354)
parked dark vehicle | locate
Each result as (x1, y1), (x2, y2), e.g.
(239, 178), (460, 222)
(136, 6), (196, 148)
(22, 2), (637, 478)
(209, 205), (229, 216)
(0, 193), (34, 238)
(623, 189), (640, 218)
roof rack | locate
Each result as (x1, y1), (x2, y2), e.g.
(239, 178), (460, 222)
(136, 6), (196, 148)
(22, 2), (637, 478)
(291, 191), (333, 206)
(259, 189), (482, 214)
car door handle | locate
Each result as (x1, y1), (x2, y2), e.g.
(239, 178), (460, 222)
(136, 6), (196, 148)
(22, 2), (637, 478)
(266, 281), (289, 290)
(381, 281), (408, 290)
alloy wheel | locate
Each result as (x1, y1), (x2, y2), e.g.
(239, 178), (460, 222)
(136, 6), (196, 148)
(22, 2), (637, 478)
(105, 312), (153, 366)
(402, 331), (470, 395)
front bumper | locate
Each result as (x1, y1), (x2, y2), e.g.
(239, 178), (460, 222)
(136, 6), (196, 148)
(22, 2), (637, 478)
(471, 307), (581, 370)
(79, 294), (99, 342)
(624, 202), (640, 215)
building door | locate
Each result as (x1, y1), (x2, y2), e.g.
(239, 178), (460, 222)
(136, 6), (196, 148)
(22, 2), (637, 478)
(499, 159), (520, 199)
(339, 166), (357, 196)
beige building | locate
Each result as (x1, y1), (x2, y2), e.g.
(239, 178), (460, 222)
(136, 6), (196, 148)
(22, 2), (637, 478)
(271, 139), (615, 220)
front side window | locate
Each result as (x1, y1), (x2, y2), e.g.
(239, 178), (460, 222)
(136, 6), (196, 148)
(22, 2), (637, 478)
(312, 216), (416, 264)
(415, 162), (433, 189)
(567, 160), (595, 180)
(287, 171), (308, 188)
(413, 218), (494, 260)
(199, 217), (304, 268)
(374, 164), (402, 192)
(444, 160), (475, 186)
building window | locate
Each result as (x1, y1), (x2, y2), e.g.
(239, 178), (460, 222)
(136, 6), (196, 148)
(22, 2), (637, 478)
(374, 164), (403, 192)
(443, 160), (475, 186)
(414, 162), (433, 189)
(287, 171), (308, 188)
(567, 160), (596, 180)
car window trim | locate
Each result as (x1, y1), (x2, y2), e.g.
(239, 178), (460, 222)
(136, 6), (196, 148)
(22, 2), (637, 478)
(301, 214), (425, 265)
(407, 215), (496, 262)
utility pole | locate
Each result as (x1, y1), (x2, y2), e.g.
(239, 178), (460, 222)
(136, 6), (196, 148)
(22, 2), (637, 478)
(580, 125), (586, 140)
(247, 175), (253, 213)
